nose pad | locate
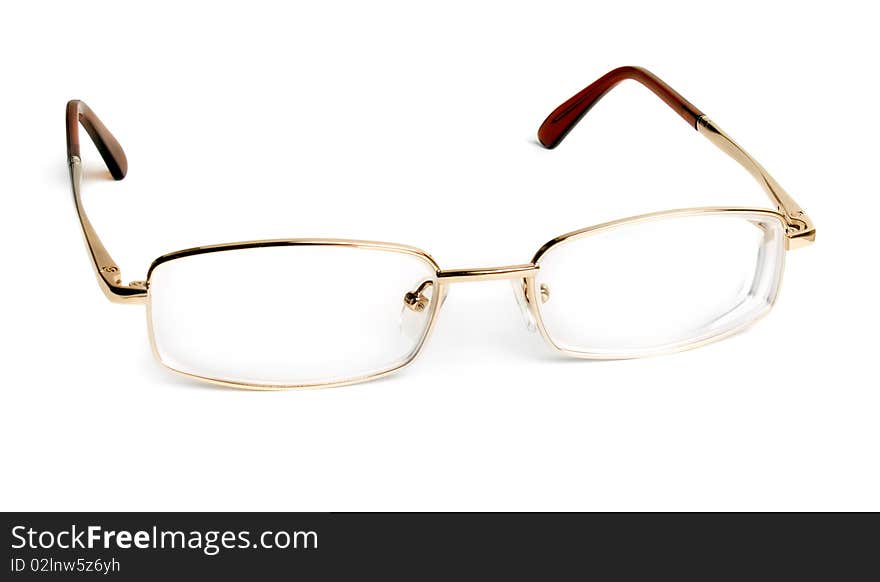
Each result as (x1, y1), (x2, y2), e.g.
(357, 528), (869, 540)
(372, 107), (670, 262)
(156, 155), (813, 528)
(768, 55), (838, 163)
(510, 278), (538, 332)
(400, 279), (436, 340)
(748, 220), (777, 296)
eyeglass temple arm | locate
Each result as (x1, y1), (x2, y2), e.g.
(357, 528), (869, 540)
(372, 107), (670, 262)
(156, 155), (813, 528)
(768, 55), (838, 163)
(537, 66), (815, 248)
(66, 100), (147, 303)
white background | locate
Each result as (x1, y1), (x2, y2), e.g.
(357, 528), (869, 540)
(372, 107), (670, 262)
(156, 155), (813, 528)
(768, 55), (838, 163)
(2, 1), (877, 510)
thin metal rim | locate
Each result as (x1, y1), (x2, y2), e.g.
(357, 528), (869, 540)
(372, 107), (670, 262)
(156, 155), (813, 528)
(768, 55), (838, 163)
(532, 206), (788, 263)
(527, 208), (789, 359)
(145, 239), (444, 391)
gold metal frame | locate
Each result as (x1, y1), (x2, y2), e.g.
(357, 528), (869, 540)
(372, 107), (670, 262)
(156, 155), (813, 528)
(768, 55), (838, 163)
(696, 116), (815, 249)
(527, 207), (789, 359)
(144, 239), (445, 391)
(66, 71), (815, 390)
(69, 156), (148, 304)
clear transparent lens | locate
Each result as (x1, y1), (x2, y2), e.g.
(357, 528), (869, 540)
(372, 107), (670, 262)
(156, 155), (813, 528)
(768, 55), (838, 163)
(148, 244), (438, 387)
(534, 212), (786, 356)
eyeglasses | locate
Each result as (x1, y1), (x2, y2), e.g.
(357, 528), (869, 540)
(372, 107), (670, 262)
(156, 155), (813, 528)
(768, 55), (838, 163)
(66, 66), (815, 390)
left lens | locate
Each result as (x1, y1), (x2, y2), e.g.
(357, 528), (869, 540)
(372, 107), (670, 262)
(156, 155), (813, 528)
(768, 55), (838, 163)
(147, 243), (438, 387)
(532, 210), (786, 357)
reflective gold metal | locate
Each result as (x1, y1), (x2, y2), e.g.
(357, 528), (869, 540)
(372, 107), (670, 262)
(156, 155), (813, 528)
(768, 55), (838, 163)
(404, 280), (434, 312)
(69, 156), (147, 304)
(527, 207), (789, 359)
(436, 264), (539, 283)
(67, 69), (816, 390)
(144, 239), (444, 391)
(146, 238), (441, 275)
(696, 116), (815, 249)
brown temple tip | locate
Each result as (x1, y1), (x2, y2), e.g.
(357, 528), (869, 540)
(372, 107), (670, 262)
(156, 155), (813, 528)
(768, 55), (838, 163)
(537, 66), (704, 149)
(66, 100), (128, 180)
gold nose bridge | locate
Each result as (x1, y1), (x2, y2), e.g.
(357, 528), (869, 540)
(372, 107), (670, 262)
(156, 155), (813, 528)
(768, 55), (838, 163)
(435, 264), (539, 283)
(404, 264), (539, 313)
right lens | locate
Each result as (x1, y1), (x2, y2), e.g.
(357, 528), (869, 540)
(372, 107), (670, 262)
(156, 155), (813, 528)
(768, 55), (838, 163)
(147, 242), (439, 388)
(533, 211), (786, 357)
